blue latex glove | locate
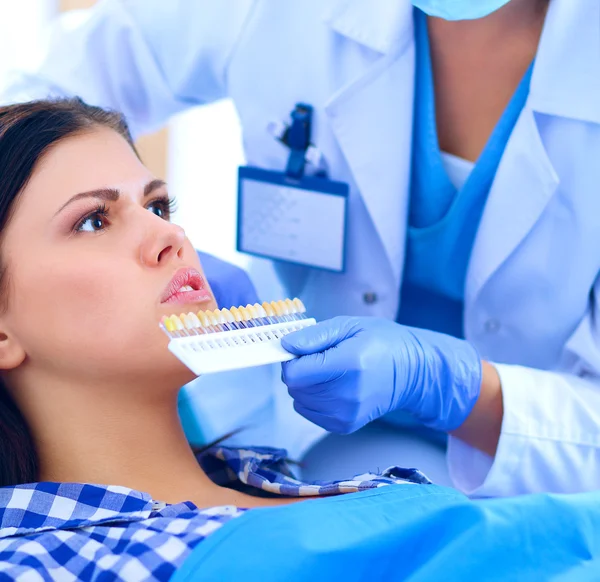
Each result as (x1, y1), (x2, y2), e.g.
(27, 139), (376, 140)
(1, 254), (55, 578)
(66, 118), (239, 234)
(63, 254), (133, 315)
(281, 317), (482, 434)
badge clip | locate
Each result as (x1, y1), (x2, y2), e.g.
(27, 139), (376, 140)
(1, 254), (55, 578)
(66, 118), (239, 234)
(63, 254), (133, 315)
(269, 104), (327, 179)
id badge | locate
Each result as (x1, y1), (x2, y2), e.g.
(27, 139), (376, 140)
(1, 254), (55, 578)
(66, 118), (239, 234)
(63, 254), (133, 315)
(237, 166), (349, 273)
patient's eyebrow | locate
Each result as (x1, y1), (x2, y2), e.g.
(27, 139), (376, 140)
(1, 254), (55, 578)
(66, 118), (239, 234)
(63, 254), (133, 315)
(143, 179), (167, 197)
(55, 188), (120, 215)
(55, 179), (167, 216)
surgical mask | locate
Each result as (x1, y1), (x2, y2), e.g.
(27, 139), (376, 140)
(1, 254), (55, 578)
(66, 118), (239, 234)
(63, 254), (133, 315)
(411, 0), (512, 21)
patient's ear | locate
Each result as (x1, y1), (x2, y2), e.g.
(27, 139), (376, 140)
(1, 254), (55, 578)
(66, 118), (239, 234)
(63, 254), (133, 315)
(0, 325), (25, 370)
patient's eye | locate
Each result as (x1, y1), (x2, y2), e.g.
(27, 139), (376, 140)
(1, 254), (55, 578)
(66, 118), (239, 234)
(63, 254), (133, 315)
(74, 204), (109, 233)
(147, 196), (177, 221)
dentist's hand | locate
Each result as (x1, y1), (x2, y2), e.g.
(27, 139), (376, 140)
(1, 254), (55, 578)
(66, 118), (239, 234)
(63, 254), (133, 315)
(281, 317), (482, 434)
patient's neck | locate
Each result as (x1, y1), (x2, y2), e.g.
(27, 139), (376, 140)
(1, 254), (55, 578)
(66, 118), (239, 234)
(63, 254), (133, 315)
(12, 371), (225, 506)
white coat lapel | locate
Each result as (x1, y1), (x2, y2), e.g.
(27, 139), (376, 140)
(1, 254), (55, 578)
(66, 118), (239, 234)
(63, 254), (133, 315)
(466, 0), (600, 305)
(321, 0), (415, 287)
(466, 108), (558, 305)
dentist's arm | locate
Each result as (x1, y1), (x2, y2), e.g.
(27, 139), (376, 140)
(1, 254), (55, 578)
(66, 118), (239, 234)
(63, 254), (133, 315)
(1, 0), (255, 137)
(282, 316), (600, 496)
(451, 361), (503, 457)
(282, 315), (504, 455)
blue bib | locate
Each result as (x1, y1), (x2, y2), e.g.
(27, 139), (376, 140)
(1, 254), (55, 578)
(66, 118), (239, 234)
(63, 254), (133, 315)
(172, 485), (600, 581)
(397, 8), (534, 338)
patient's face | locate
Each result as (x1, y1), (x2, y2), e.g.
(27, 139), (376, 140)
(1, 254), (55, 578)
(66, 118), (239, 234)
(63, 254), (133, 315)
(1, 127), (217, 386)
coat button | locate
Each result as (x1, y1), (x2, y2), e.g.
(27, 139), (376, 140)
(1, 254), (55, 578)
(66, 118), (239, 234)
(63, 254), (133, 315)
(363, 292), (378, 305)
(484, 319), (501, 333)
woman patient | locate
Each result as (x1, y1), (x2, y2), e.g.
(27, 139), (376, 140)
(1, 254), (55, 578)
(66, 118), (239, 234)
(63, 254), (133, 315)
(0, 99), (436, 580)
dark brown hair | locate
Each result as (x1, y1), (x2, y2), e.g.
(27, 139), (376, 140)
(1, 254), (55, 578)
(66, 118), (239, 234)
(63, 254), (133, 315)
(0, 98), (136, 487)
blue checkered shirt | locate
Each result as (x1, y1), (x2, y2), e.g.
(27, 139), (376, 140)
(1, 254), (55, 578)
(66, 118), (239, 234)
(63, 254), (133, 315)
(0, 446), (430, 581)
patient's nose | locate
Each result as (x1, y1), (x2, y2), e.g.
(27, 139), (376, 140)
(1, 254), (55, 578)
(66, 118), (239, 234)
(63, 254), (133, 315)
(139, 218), (186, 266)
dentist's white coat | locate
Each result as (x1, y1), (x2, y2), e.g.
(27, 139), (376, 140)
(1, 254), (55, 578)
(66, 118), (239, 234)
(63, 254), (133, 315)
(6, 0), (600, 497)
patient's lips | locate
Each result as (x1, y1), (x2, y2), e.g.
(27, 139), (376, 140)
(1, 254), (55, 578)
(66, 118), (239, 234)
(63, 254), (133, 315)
(161, 267), (213, 305)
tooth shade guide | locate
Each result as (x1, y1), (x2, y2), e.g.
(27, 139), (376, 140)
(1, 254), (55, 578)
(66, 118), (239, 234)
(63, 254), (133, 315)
(159, 298), (315, 373)
(262, 302), (275, 318)
(161, 298), (311, 340)
(254, 303), (268, 321)
(229, 306), (243, 324)
(239, 306), (252, 323)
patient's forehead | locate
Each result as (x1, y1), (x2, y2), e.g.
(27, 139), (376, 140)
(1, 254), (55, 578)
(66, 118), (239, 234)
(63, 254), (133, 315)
(16, 127), (152, 217)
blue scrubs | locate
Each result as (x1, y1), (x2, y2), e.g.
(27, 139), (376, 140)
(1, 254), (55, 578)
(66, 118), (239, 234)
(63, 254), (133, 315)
(305, 9), (535, 481)
(397, 8), (534, 339)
